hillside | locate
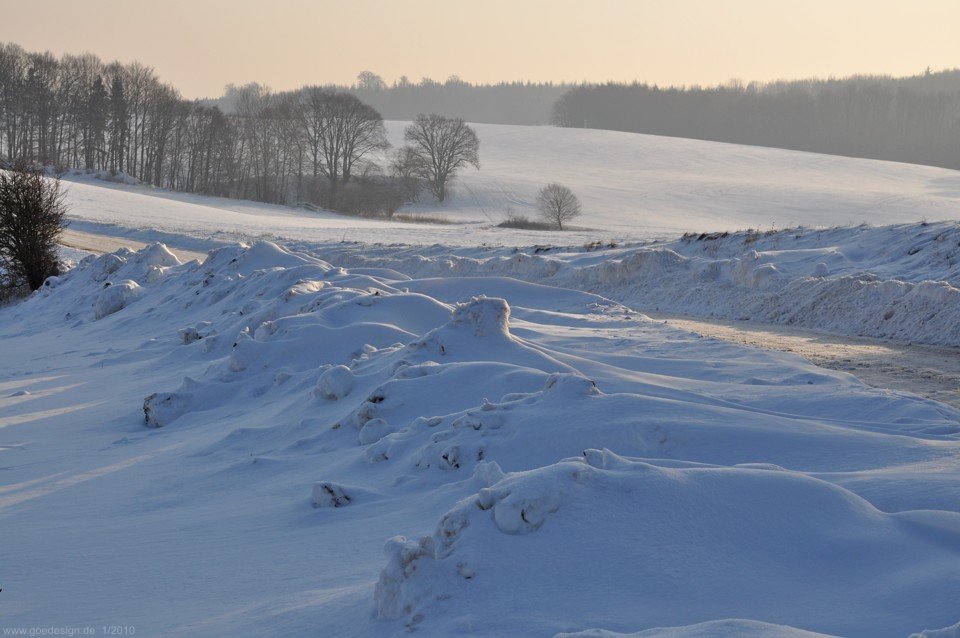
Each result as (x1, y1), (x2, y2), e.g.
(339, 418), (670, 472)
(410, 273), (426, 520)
(58, 122), (960, 245)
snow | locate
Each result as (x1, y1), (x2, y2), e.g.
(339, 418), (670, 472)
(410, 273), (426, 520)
(374, 451), (960, 636)
(3, 238), (960, 636)
(556, 620), (841, 638)
(44, 123), (960, 346)
(57, 122), (960, 248)
(5, 123), (960, 636)
(319, 222), (960, 346)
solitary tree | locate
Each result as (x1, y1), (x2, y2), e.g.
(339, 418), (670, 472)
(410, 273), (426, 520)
(0, 163), (67, 290)
(536, 183), (581, 230)
(403, 114), (479, 202)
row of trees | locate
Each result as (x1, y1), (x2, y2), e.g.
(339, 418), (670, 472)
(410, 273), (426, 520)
(551, 75), (960, 170)
(214, 72), (568, 126)
(0, 43), (480, 214)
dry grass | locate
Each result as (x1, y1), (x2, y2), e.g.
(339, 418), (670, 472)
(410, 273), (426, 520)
(392, 213), (452, 225)
(497, 215), (556, 231)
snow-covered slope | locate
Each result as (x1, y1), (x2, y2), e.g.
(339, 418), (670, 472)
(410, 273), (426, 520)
(60, 122), (960, 247)
(3, 241), (960, 636)
(387, 122), (960, 235)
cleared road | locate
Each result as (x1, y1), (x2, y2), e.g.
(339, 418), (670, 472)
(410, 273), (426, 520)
(650, 312), (960, 410)
(60, 228), (207, 263)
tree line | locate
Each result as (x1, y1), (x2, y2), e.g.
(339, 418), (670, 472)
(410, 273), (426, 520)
(550, 73), (960, 170)
(0, 43), (479, 215)
(212, 72), (568, 126)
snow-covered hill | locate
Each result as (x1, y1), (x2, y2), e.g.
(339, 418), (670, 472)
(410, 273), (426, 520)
(2, 241), (959, 636)
(59, 122), (960, 247)
(386, 122), (960, 235)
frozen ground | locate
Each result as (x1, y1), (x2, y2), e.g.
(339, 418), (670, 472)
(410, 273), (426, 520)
(1, 240), (959, 637)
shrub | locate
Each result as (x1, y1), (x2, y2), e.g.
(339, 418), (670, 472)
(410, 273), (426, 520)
(0, 162), (68, 291)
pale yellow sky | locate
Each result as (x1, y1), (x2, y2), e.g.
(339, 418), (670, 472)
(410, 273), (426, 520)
(1, 0), (958, 98)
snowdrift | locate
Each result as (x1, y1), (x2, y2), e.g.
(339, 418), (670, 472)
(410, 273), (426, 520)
(375, 450), (960, 636)
(317, 220), (960, 346)
(4, 240), (960, 636)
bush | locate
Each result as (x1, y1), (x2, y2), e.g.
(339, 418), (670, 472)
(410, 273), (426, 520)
(333, 163), (408, 218)
(0, 162), (68, 291)
(497, 214), (556, 231)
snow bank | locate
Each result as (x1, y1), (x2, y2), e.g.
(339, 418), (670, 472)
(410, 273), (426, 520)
(911, 622), (960, 638)
(318, 221), (960, 346)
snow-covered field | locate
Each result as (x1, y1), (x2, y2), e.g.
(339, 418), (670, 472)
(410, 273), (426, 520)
(61, 121), (960, 246)
(2, 240), (960, 637)
(3, 125), (960, 636)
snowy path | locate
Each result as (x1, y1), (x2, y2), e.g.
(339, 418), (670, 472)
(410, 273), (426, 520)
(60, 228), (207, 263)
(650, 312), (960, 409)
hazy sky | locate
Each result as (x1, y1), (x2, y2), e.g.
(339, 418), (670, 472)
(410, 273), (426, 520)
(1, 0), (958, 98)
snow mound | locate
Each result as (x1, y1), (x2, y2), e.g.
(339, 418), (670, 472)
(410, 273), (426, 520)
(449, 296), (511, 337)
(143, 392), (192, 428)
(311, 482), (352, 508)
(315, 365), (355, 400)
(374, 450), (960, 635)
(93, 280), (143, 319)
(911, 621), (960, 638)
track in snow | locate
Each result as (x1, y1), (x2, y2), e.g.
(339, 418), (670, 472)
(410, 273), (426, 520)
(60, 228), (207, 263)
(651, 312), (960, 409)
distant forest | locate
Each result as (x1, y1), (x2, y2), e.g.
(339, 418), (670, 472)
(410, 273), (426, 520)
(550, 72), (960, 170)
(211, 72), (569, 126)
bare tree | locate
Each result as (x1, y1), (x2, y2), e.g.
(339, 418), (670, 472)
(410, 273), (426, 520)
(390, 145), (424, 202)
(403, 114), (479, 202)
(0, 162), (67, 290)
(535, 183), (581, 230)
(356, 71), (387, 91)
(298, 91), (388, 207)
